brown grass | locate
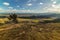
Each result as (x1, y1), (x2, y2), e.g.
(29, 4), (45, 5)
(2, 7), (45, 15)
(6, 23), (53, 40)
(0, 18), (59, 40)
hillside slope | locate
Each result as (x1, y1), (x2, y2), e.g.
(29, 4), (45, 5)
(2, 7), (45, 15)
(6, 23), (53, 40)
(0, 23), (60, 40)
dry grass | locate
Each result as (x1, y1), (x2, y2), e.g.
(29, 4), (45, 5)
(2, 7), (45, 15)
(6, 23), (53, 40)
(0, 18), (60, 40)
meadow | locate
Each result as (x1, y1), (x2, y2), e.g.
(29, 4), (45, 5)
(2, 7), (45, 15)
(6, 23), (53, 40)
(0, 17), (60, 40)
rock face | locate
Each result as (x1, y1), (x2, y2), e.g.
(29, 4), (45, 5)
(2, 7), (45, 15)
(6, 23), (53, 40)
(0, 23), (60, 40)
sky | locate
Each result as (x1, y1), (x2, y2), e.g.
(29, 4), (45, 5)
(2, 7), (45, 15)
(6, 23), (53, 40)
(0, 0), (60, 13)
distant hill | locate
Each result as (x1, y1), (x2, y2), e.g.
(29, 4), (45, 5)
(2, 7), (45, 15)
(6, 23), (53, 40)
(0, 13), (60, 18)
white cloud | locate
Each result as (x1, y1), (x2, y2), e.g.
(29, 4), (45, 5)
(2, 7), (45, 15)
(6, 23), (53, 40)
(3, 10), (34, 13)
(46, 8), (60, 13)
(53, 1), (56, 4)
(8, 7), (13, 9)
(43, 4), (60, 13)
(27, 3), (32, 6)
(40, 2), (43, 5)
(0, 9), (43, 13)
(0, 8), (60, 13)
(52, 4), (56, 7)
(3, 2), (10, 6)
(52, 4), (60, 8)
(1, 3), (60, 13)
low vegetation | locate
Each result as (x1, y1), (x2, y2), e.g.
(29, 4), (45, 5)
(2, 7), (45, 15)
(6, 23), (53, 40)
(0, 18), (60, 40)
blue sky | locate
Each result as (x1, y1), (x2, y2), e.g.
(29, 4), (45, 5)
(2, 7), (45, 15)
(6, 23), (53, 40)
(0, 0), (60, 13)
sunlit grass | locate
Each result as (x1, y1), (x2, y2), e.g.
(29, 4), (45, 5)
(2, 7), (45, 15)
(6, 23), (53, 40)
(0, 18), (59, 40)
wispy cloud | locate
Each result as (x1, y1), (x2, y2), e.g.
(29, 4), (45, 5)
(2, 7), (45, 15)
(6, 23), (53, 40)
(8, 7), (13, 9)
(43, 4), (60, 13)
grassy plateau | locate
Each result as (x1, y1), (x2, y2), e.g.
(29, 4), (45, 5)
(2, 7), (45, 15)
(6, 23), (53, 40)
(0, 18), (60, 40)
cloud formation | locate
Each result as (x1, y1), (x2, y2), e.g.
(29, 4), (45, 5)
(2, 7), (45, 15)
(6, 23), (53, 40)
(27, 3), (32, 6)
(3, 2), (10, 6)
(8, 7), (13, 9)
(0, 0), (60, 13)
